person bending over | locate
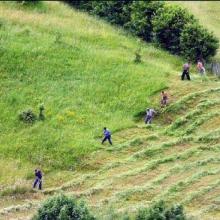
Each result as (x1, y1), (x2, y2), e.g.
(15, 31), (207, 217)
(145, 108), (156, 124)
(181, 61), (191, 80)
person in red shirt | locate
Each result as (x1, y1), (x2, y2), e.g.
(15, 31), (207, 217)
(161, 91), (168, 108)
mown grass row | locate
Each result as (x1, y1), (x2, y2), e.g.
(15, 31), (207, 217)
(131, 136), (191, 159)
(34, 133), (161, 195)
(182, 179), (220, 205)
(156, 169), (220, 202)
(107, 134), (159, 152)
(68, 145), (209, 199)
(164, 87), (220, 114)
(197, 130), (220, 144)
(183, 111), (220, 136)
(30, 138), (200, 199)
(99, 156), (220, 206)
(44, 141), (220, 200)
(166, 99), (220, 134)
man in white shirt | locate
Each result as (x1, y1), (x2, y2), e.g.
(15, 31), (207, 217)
(145, 108), (156, 124)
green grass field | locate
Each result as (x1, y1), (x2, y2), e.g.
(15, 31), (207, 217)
(0, 1), (181, 176)
(1, 1), (220, 220)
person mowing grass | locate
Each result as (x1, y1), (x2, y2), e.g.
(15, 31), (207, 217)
(145, 108), (156, 124)
(181, 61), (191, 80)
(197, 60), (206, 76)
(33, 169), (42, 190)
(161, 91), (168, 108)
(102, 127), (112, 145)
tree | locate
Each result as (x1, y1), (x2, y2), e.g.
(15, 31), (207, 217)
(33, 194), (96, 220)
(136, 200), (186, 220)
(153, 5), (195, 54)
(90, 1), (133, 26)
(126, 1), (164, 41)
(180, 22), (219, 61)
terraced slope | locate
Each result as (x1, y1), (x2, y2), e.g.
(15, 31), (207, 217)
(1, 1), (220, 220)
(1, 78), (220, 220)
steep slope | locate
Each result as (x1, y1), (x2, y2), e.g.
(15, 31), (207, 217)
(1, 2), (220, 220)
(0, 1), (181, 186)
(1, 79), (220, 220)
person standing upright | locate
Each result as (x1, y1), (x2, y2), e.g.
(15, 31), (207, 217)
(181, 61), (191, 80)
(33, 169), (42, 190)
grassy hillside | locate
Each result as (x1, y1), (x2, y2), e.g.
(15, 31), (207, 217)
(0, 1), (181, 184)
(1, 1), (220, 220)
(173, 1), (220, 60)
(1, 79), (220, 220)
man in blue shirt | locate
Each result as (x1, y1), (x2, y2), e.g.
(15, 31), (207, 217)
(102, 127), (112, 145)
(33, 169), (42, 190)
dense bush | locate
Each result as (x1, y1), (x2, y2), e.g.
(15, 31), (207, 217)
(16, 0), (39, 4)
(64, 0), (93, 11)
(126, 1), (164, 41)
(19, 109), (37, 123)
(89, 1), (133, 26)
(153, 5), (195, 54)
(136, 200), (186, 220)
(180, 22), (219, 61)
(33, 194), (96, 220)
(65, 1), (133, 25)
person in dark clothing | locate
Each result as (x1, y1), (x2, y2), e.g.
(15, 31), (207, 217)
(33, 169), (42, 190)
(102, 127), (112, 145)
(181, 62), (191, 80)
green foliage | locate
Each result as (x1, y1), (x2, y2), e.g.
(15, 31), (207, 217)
(17, 0), (39, 4)
(153, 5), (195, 54)
(126, 1), (164, 41)
(33, 194), (96, 220)
(177, 1), (220, 60)
(180, 22), (219, 61)
(136, 200), (186, 220)
(19, 109), (37, 123)
(89, 1), (133, 26)
(64, 0), (93, 11)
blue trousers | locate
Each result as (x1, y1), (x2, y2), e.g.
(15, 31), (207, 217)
(145, 115), (152, 124)
(33, 177), (42, 190)
(102, 136), (112, 145)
